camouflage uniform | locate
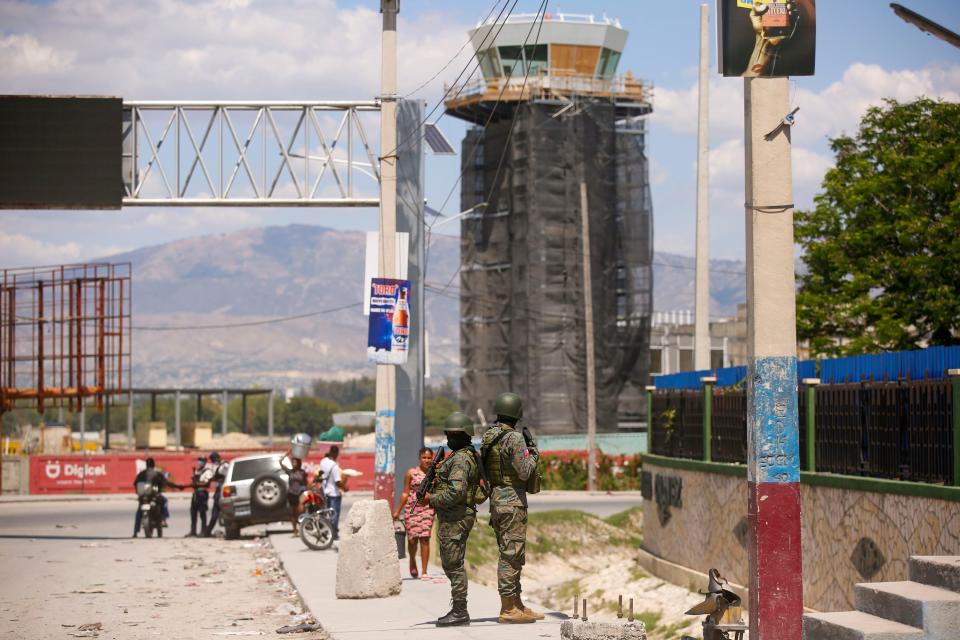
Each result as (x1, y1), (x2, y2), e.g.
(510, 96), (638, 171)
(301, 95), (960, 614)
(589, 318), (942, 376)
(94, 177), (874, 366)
(429, 447), (479, 602)
(481, 422), (539, 598)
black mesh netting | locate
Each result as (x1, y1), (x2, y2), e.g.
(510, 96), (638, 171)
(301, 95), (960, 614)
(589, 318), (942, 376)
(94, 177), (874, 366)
(459, 100), (652, 434)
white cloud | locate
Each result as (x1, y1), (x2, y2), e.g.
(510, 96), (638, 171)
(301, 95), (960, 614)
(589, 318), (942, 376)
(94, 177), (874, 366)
(0, 232), (83, 267)
(0, 0), (471, 100)
(0, 34), (75, 76)
(654, 62), (960, 149)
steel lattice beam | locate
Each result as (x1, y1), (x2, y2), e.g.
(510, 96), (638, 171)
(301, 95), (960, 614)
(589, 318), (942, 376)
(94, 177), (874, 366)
(122, 101), (381, 207)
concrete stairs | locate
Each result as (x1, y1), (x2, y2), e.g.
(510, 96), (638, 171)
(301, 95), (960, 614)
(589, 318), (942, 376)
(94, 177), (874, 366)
(804, 556), (960, 640)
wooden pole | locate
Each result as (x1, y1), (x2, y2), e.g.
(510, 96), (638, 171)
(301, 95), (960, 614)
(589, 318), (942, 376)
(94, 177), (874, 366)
(580, 180), (598, 492)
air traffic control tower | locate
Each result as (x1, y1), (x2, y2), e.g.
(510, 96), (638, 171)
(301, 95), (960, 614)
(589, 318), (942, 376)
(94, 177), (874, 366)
(445, 12), (654, 434)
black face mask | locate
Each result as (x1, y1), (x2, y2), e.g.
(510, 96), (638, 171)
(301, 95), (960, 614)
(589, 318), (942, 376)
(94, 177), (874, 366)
(446, 432), (471, 450)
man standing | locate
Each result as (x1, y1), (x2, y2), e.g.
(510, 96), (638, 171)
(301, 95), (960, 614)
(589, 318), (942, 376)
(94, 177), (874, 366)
(185, 456), (213, 537)
(318, 445), (347, 538)
(203, 452), (227, 537)
(480, 392), (542, 624)
(422, 412), (481, 627)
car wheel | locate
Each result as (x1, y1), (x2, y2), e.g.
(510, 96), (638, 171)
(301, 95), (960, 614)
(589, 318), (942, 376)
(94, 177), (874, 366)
(250, 474), (285, 510)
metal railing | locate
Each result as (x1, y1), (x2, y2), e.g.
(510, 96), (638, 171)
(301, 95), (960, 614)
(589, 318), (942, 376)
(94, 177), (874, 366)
(122, 101), (381, 207)
(444, 73), (651, 105)
(648, 378), (958, 485)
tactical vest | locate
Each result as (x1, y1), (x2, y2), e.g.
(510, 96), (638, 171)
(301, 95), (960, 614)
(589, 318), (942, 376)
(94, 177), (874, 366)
(483, 425), (525, 490)
(433, 448), (483, 506)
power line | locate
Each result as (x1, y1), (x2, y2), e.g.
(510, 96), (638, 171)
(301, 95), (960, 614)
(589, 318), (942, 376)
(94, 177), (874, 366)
(132, 302), (363, 331)
(401, 0), (508, 100)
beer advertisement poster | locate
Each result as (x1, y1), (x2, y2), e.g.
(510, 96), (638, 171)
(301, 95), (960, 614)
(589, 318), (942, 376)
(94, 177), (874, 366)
(367, 277), (411, 365)
(718, 0), (816, 77)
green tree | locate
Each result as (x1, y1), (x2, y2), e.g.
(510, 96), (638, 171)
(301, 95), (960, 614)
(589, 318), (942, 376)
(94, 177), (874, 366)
(424, 396), (459, 427)
(795, 98), (960, 357)
(281, 396), (340, 436)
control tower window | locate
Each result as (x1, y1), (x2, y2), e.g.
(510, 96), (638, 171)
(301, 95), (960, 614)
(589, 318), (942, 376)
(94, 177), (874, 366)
(522, 44), (548, 76)
(478, 49), (502, 79)
(498, 44), (548, 78)
(596, 48), (621, 79)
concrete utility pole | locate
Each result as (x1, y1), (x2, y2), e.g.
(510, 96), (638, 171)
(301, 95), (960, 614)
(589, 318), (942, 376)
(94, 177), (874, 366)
(374, 0), (399, 508)
(694, 3), (711, 371)
(580, 181), (598, 492)
(743, 77), (802, 640)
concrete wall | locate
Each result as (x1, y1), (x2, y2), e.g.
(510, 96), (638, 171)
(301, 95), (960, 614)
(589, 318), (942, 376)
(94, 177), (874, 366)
(641, 456), (960, 611)
(2, 456), (29, 494)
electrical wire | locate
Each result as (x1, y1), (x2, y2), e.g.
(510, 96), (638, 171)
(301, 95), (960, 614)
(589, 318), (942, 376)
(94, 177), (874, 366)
(401, 0), (509, 100)
(132, 302), (363, 331)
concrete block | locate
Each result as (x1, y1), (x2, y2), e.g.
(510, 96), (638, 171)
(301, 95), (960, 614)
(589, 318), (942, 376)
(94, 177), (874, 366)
(560, 620), (646, 640)
(803, 611), (923, 640)
(135, 422), (167, 449)
(335, 499), (401, 599)
(910, 556), (960, 594)
(182, 422), (212, 447)
(855, 580), (960, 639)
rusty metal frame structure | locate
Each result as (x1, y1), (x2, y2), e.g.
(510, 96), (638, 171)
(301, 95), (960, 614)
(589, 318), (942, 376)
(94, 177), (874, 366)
(122, 101), (381, 207)
(0, 263), (131, 413)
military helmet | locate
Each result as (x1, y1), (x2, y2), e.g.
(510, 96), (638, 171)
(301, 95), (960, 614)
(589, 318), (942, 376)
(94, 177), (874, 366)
(493, 392), (523, 420)
(443, 411), (475, 437)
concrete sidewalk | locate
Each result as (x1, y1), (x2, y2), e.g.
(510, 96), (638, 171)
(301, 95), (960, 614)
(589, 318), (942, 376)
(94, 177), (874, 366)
(271, 532), (567, 639)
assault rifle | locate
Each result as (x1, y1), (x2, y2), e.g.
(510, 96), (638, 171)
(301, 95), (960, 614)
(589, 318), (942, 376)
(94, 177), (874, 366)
(521, 426), (537, 450)
(416, 446), (445, 504)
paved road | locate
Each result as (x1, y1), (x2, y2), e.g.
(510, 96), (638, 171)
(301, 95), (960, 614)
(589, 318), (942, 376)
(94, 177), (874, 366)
(0, 491), (641, 538)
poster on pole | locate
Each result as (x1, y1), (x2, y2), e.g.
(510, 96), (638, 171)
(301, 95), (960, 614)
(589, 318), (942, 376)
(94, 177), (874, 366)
(367, 278), (411, 365)
(718, 0), (816, 77)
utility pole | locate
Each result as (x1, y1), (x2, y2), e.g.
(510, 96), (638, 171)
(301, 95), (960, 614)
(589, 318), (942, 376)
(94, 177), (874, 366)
(694, 3), (711, 371)
(580, 181), (598, 492)
(744, 76), (802, 640)
(374, 0), (399, 509)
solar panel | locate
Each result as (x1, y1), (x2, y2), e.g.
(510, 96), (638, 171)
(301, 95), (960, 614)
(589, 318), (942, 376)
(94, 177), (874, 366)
(424, 122), (456, 155)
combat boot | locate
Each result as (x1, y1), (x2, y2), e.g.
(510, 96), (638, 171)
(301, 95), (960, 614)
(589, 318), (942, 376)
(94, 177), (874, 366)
(517, 594), (545, 620)
(498, 595), (536, 624)
(436, 599), (470, 627)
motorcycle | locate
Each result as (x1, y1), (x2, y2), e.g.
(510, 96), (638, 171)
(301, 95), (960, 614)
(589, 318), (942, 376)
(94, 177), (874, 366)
(298, 489), (335, 550)
(136, 482), (164, 538)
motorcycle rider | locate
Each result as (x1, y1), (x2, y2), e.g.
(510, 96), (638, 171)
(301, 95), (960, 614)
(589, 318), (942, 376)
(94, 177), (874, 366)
(133, 457), (169, 538)
(203, 452), (228, 537)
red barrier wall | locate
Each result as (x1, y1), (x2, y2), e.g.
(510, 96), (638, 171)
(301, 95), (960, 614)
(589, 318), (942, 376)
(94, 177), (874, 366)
(28, 449), (375, 494)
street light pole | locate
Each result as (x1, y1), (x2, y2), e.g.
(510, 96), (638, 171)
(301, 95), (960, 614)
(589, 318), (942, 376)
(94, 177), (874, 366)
(374, 0), (399, 509)
(694, 3), (711, 371)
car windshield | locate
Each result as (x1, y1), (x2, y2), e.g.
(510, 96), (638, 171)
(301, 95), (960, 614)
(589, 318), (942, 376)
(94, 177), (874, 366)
(229, 457), (280, 481)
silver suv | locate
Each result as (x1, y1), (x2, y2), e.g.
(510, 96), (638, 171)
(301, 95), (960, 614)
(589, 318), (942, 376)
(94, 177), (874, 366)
(219, 453), (290, 539)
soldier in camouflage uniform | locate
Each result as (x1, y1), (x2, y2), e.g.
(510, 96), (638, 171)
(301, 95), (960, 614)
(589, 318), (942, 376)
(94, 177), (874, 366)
(422, 412), (481, 627)
(481, 392), (543, 624)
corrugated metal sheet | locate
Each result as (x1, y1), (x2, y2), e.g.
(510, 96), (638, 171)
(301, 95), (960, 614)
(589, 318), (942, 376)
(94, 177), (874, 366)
(654, 360), (817, 390)
(819, 346), (960, 383)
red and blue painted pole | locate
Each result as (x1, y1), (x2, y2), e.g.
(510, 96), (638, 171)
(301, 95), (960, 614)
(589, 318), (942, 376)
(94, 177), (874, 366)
(744, 76), (803, 640)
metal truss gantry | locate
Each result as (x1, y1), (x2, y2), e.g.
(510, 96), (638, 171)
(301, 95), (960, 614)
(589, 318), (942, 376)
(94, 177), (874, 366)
(122, 101), (381, 207)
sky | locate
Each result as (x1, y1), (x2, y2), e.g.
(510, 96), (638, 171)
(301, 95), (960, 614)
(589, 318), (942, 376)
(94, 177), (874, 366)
(1, 0), (959, 266)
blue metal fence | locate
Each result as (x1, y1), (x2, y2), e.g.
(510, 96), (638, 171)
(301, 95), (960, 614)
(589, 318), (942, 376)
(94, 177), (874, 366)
(819, 346), (960, 384)
(654, 347), (960, 390)
(654, 360), (816, 389)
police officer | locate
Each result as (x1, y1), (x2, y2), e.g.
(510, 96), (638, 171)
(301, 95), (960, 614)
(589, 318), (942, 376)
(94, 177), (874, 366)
(203, 451), (227, 537)
(480, 392), (542, 624)
(185, 456), (213, 537)
(422, 412), (481, 627)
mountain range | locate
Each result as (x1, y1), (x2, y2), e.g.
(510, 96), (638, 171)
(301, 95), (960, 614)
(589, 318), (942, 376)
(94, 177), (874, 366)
(109, 224), (746, 389)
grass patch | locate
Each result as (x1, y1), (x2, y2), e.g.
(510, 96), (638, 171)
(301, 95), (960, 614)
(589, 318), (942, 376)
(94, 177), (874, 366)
(628, 563), (649, 582)
(636, 610), (662, 632)
(604, 505), (643, 529)
(527, 509), (598, 526)
(464, 516), (498, 571)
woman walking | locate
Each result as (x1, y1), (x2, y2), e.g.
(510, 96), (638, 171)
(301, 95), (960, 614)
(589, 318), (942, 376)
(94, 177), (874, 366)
(285, 457), (308, 535)
(392, 447), (437, 578)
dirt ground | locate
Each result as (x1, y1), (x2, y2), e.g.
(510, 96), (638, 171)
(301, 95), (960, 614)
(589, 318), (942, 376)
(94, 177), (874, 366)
(0, 535), (328, 640)
(439, 506), (728, 640)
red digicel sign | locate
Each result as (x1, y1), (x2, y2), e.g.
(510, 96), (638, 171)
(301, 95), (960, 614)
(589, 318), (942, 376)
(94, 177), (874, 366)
(29, 450), (375, 495)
